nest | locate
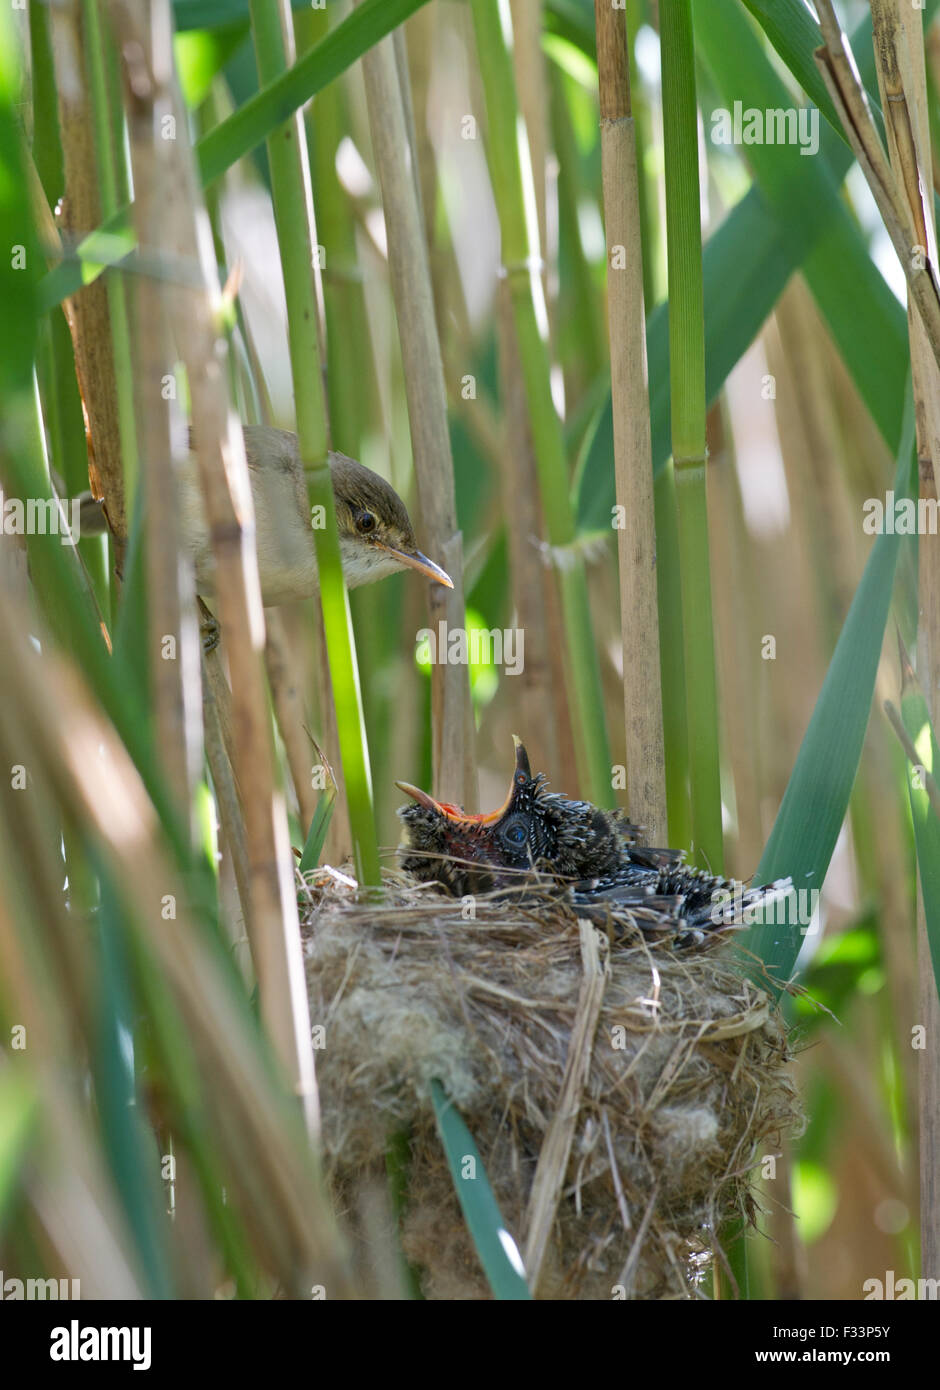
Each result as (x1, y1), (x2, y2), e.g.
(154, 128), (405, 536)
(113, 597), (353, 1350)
(301, 868), (801, 1300)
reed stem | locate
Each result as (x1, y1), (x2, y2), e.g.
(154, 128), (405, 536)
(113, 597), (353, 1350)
(594, 0), (667, 842)
(660, 0), (723, 872)
(249, 0), (381, 885)
(471, 0), (613, 805)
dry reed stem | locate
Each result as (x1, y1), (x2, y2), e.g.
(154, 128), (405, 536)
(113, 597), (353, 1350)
(814, 2), (940, 371)
(496, 282), (564, 779)
(872, 1), (931, 253)
(928, 22), (940, 195)
(110, 0), (317, 1135)
(392, 27), (424, 219)
(121, 1), (201, 820)
(706, 413), (763, 875)
(595, 0), (667, 843)
(772, 283), (862, 622)
(869, 0), (940, 1283)
(50, 0), (127, 547)
(356, 4), (476, 809)
(523, 919), (609, 1291)
(202, 664), (253, 952)
(402, 5), (476, 368)
(265, 608), (320, 834)
(199, 633), (240, 784)
(403, 5), (437, 255)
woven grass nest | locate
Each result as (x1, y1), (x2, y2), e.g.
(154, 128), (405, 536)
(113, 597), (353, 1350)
(301, 867), (801, 1300)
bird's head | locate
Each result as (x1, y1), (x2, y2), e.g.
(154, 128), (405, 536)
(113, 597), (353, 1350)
(396, 737), (629, 896)
(330, 452), (452, 591)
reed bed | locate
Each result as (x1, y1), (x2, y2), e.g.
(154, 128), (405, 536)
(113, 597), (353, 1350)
(0, 0), (937, 1302)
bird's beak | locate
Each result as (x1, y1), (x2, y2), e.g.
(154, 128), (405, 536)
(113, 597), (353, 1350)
(395, 782), (450, 815)
(511, 734), (531, 778)
(379, 545), (454, 589)
(395, 780), (512, 825)
(396, 737), (531, 825)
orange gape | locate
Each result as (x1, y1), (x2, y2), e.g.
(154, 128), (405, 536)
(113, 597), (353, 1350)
(396, 737), (792, 951)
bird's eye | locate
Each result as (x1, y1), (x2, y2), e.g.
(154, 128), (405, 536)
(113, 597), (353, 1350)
(356, 510), (377, 534)
(499, 814), (529, 850)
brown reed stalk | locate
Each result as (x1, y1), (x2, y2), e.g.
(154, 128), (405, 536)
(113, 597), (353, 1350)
(814, 0), (940, 370)
(497, 0), (575, 784)
(594, 0), (667, 843)
(49, 0), (128, 554)
(496, 284), (564, 781)
(265, 610), (320, 834)
(201, 665), (253, 948)
(402, 6), (444, 315)
(705, 406), (763, 877)
(868, 0), (940, 1282)
(522, 921), (608, 1292)
(356, 6), (476, 808)
(403, 7), (482, 405)
(121, 11), (201, 821)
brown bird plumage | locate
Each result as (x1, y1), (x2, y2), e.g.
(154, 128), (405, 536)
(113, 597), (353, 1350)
(80, 424), (453, 605)
(180, 425), (452, 604)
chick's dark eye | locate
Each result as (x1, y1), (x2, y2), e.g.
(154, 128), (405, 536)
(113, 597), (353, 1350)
(356, 510), (376, 534)
(499, 814), (529, 849)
